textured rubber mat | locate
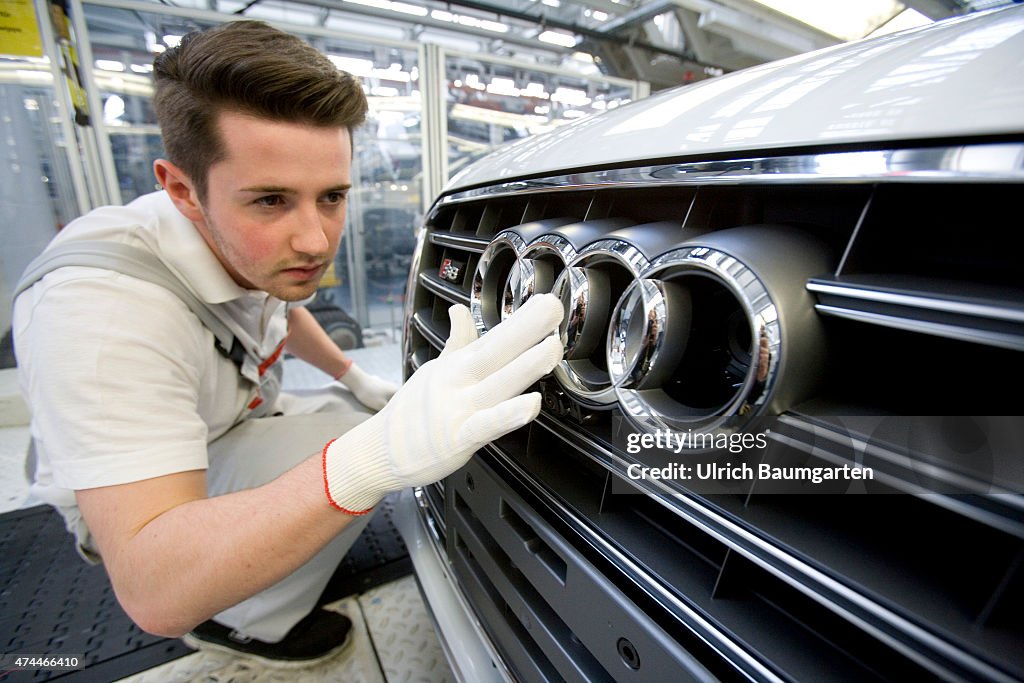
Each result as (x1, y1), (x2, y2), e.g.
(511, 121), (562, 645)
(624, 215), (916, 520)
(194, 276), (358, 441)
(0, 495), (411, 681)
(0, 505), (190, 682)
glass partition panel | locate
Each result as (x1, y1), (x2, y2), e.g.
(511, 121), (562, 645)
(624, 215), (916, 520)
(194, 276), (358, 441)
(1, 57), (83, 367)
(444, 54), (636, 179)
(84, 6), (216, 202)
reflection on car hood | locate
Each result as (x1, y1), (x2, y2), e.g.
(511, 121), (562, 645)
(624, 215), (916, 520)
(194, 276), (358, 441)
(446, 6), (1024, 194)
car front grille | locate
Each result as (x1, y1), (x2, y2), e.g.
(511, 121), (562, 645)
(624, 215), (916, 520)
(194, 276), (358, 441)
(403, 143), (1024, 682)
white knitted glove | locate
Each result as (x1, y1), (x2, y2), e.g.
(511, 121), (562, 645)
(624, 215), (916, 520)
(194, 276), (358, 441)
(323, 293), (564, 514)
(338, 364), (398, 412)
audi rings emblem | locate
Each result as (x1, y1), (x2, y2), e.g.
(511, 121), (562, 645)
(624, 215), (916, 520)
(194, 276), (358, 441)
(469, 227), (782, 433)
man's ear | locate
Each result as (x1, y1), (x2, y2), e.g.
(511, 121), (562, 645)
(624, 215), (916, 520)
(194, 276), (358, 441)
(154, 159), (204, 222)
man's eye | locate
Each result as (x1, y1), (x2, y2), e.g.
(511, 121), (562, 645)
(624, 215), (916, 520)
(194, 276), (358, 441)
(323, 191), (348, 204)
(256, 195), (284, 207)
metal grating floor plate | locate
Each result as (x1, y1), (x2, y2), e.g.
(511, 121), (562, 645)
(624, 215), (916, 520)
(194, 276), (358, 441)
(113, 598), (386, 683)
(112, 576), (453, 683)
(358, 576), (455, 683)
(0, 500), (450, 682)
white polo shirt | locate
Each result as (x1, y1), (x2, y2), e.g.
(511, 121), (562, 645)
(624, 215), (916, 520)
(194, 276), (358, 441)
(13, 191), (292, 513)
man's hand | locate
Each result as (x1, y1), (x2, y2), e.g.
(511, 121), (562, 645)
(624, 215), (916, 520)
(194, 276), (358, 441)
(337, 365), (398, 411)
(322, 293), (564, 514)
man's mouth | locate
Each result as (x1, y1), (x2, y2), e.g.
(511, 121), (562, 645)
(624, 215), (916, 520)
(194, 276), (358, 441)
(281, 263), (326, 280)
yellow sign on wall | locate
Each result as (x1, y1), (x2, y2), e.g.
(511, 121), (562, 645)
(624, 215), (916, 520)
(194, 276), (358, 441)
(0, 0), (43, 57)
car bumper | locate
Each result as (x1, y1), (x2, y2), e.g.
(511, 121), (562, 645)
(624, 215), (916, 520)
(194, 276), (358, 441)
(393, 487), (511, 683)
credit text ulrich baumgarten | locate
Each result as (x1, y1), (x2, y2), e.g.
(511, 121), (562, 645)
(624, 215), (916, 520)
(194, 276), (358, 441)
(623, 428), (874, 484)
(626, 461), (873, 484)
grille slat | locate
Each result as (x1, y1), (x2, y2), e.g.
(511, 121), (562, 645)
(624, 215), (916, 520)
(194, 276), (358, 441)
(429, 232), (490, 253)
(808, 277), (1024, 351)
(411, 311), (447, 351)
(776, 414), (1024, 532)
(418, 272), (471, 307)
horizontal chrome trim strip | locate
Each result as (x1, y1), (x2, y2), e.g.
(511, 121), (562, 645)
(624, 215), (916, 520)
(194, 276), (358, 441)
(807, 281), (1024, 324)
(777, 415), (1019, 498)
(419, 272), (472, 307)
(766, 429), (955, 493)
(440, 143), (1024, 205)
(815, 304), (1024, 352)
(528, 413), (1015, 683)
(429, 232), (489, 253)
(412, 312), (447, 351)
(776, 415), (1024, 540)
(484, 435), (783, 683)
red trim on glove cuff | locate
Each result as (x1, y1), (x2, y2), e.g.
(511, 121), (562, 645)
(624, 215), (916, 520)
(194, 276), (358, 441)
(321, 438), (374, 516)
(332, 358), (354, 381)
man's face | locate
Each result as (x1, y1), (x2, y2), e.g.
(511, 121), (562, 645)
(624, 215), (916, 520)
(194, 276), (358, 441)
(193, 110), (352, 301)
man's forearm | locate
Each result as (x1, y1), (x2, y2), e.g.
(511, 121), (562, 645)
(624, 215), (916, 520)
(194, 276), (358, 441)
(285, 306), (350, 378)
(79, 453), (353, 638)
(285, 305), (397, 410)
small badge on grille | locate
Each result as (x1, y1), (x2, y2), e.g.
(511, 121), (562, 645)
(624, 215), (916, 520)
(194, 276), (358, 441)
(439, 257), (464, 283)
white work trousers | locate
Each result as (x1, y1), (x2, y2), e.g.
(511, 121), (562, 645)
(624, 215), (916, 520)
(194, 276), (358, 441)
(204, 385), (375, 643)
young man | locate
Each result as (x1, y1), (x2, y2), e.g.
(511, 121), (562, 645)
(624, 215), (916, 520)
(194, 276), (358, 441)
(13, 21), (563, 667)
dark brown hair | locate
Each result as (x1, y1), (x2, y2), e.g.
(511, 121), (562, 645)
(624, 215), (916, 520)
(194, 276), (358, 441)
(153, 21), (367, 200)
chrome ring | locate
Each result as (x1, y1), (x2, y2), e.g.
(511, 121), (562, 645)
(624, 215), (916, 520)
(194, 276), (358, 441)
(607, 278), (690, 391)
(552, 239), (649, 406)
(512, 234), (576, 321)
(612, 245), (780, 436)
(470, 230), (525, 334)
(523, 234), (576, 265)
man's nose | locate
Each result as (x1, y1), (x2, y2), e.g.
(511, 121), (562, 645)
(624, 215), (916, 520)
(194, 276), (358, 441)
(291, 205), (330, 256)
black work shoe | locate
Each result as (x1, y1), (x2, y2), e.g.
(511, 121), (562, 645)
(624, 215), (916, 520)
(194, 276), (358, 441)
(182, 608), (353, 668)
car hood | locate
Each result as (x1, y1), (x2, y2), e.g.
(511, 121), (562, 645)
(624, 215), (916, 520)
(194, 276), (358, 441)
(446, 6), (1024, 194)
